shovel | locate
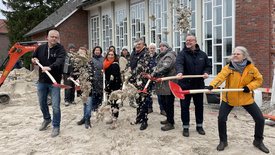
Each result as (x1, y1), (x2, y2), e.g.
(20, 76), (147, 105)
(68, 77), (81, 90)
(138, 79), (151, 94)
(35, 60), (72, 89)
(141, 72), (204, 82)
(169, 81), (243, 100)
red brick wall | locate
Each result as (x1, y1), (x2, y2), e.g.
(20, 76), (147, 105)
(271, 0), (275, 88)
(0, 33), (10, 64)
(57, 8), (89, 51)
(235, 0), (271, 88)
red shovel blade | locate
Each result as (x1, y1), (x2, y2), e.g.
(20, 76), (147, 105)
(141, 72), (158, 81)
(52, 83), (72, 89)
(169, 81), (187, 99)
(138, 88), (149, 94)
(75, 86), (81, 90)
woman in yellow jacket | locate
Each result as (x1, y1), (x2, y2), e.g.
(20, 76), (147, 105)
(208, 46), (269, 153)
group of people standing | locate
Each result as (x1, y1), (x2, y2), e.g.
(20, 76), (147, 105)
(31, 30), (269, 154)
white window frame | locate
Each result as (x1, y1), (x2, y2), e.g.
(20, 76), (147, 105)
(90, 16), (99, 48)
(102, 14), (112, 54)
(115, 9), (127, 55)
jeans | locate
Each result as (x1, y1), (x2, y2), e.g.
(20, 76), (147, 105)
(218, 101), (265, 142)
(91, 90), (103, 111)
(37, 82), (61, 128)
(165, 94), (175, 124)
(63, 74), (75, 102)
(180, 93), (204, 128)
(83, 96), (93, 119)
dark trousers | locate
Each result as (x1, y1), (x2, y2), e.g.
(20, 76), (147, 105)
(180, 93), (204, 128)
(218, 101), (265, 142)
(158, 95), (167, 112)
(110, 100), (119, 118)
(91, 90), (103, 111)
(63, 74), (75, 102)
(136, 93), (149, 122)
(164, 94), (175, 124)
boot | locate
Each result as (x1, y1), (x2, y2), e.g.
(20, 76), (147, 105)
(253, 140), (269, 153)
(182, 128), (189, 137)
(85, 118), (91, 129)
(106, 117), (113, 124)
(148, 108), (153, 113)
(160, 120), (168, 125)
(39, 119), (51, 131)
(196, 127), (205, 135)
(217, 141), (228, 151)
(161, 123), (175, 131)
(109, 118), (117, 130)
(77, 117), (85, 125)
(140, 121), (148, 130)
(160, 110), (167, 116)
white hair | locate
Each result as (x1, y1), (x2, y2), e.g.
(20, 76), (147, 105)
(149, 43), (156, 48)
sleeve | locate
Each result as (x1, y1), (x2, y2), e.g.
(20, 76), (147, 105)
(49, 46), (67, 70)
(202, 53), (212, 74)
(175, 51), (184, 74)
(246, 67), (263, 91)
(152, 56), (173, 77)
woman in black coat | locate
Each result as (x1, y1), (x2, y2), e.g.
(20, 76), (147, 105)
(103, 50), (122, 130)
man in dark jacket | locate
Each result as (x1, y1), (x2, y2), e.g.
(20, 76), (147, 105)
(32, 30), (66, 137)
(63, 43), (77, 106)
(129, 38), (151, 130)
(175, 34), (211, 137)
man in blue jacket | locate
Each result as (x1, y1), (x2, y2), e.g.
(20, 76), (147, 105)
(175, 34), (211, 137)
(32, 30), (66, 137)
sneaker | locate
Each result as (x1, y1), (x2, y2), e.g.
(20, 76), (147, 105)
(51, 128), (60, 137)
(64, 101), (70, 106)
(77, 117), (85, 125)
(182, 128), (189, 137)
(217, 141), (228, 151)
(196, 127), (205, 135)
(140, 121), (148, 130)
(39, 119), (51, 131)
(161, 123), (175, 131)
(160, 120), (168, 125)
(160, 110), (167, 116)
(148, 108), (153, 113)
(71, 101), (77, 104)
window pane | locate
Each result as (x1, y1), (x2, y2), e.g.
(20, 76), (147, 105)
(162, 0), (167, 11)
(223, 18), (232, 37)
(214, 26), (222, 44)
(205, 40), (212, 56)
(175, 32), (180, 46)
(214, 0), (222, 6)
(215, 46), (222, 62)
(215, 65), (222, 74)
(223, 0), (232, 17)
(205, 22), (212, 38)
(224, 38), (232, 56)
(156, 4), (161, 18)
(205, 3), (212, 20)
(162, 13), (167, 27)
(214, 7), (222, 25)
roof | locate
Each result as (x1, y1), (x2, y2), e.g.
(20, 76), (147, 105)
(76, 0), (100, 8)
(0, 19), (8, 34)
(24, 0), (83, 37)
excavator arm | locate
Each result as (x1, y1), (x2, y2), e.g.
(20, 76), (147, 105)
(0, 41), (42, 104)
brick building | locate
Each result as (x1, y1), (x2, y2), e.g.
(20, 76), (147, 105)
(0, 19), (10, 65)
(26, 0), (275, 88)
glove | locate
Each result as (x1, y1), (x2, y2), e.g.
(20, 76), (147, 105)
(207, 86), (213, 90)
(243, 86), (250, 93)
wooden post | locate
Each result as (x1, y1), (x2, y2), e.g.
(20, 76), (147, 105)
(270, 69), (275, 106)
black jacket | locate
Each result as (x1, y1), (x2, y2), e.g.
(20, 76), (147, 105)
(175, 44), (211, 89)
(104, 62), (122, 93)
(129, 47), (151, 90)
(33, 43), (66, 84)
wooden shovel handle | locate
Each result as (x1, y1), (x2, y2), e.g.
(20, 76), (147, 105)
(68, 77), (80, 86)
(189, 89), (244, 94)
(157, 75), (204, 81)
(35, 60), (57, 85)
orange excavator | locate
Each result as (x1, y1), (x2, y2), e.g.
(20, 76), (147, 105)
(0, 41), (45, 104)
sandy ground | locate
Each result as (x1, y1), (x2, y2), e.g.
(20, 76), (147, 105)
(0, 77), (275, 155)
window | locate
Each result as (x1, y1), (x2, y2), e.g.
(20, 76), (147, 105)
(131, 2), (146, 50)
(149, 0), (168, 52)
(173, 0), (196, 55)
(102, 14), (112, 54)
(203, 0), (234, 75)
(115, 9), (127, 54)
(90, 16), (99, 48)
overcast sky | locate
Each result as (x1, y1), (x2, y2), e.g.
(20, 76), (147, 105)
(0, 1), (7, 19)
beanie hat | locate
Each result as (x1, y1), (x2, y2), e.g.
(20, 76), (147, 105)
(122, 46), (128, 51)
(160, 41), (170, 48)
(68, 43), (76, 50)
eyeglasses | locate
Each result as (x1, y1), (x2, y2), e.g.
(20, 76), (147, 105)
(186, 39), (195, 42)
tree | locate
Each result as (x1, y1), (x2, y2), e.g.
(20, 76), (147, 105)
(1, 0), (68, 69)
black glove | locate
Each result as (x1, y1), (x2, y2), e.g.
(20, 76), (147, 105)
(243, 86), (250, 93)
(207, 86), (213, 90)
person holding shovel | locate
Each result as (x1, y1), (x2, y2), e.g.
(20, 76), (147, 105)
(175, 34), (211, 137)
(103, 50), (122, 130)
(207, 46), (269, 153)
(151, 42), (177, 131)
(32, 30), (66, 137)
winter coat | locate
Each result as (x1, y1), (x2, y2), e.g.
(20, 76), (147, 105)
(104, 62), (122, 93)
(91, 54), (104, 94)
(209, 61), (263, 106)
(152, 48), (177, 95)
(149, 52), (157, 74)
(33, 43), (66, 84)
(175, 44), (211, 90)
(129, 47), (151, 90)
(63, 51), (76, 78)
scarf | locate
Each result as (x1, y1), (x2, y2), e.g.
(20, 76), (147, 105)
(103, 58), (114, 72)
(136, 46), (145, 54)
(231, 59), (247, 76)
